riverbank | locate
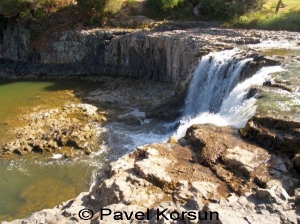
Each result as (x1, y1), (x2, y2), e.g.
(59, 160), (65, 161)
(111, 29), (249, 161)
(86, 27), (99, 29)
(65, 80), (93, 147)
(0, 75), (183, 221)
(5, 121), (300, 223)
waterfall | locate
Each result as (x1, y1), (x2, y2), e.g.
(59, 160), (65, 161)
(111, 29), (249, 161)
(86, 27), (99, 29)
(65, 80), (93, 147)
(184, 49), (252, 116)
(173, 49), (285, 139)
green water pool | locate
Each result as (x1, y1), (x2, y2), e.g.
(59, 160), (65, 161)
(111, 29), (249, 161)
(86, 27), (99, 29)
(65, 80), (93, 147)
(0, 78), (106, 221)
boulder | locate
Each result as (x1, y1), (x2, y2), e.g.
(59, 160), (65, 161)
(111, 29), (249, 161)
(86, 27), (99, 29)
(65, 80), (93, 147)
(222, 146), (270, 179)
(185, 124), (237, 165)
(1, 103), (105, 157)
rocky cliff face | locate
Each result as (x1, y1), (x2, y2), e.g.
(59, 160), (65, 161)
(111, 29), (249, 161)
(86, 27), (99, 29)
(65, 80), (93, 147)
(3, 20), (299, 93)
(0, 20), (270, 89)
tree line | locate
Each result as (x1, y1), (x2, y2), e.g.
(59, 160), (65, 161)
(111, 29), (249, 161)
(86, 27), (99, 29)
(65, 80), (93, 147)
(0, 0), (288, 22)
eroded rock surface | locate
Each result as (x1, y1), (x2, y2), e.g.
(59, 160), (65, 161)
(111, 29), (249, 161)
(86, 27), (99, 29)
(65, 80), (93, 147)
(1, 23), (299, 91)
(83, 76), (183, 119)
(6, 124), (300, 224)
(1, 102), (105, 157)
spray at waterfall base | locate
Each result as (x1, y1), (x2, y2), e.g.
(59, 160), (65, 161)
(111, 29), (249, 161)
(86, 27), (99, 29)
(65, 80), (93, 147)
(173, 49), (284, 139)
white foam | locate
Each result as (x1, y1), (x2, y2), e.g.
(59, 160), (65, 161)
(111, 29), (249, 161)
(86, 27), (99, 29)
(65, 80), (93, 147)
(52, 154), (63, 159)
(184, 49), (246, 116)
(173, 63), (285, 139)
(248, 40), (298, 49)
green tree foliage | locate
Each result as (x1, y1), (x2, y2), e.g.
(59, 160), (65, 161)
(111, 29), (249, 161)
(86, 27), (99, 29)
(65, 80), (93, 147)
(147, 0), (266, 19)
(197, 0), (266, 19)
(0, 0), (29, 18)
(0, 0), (124, 27)
(75, 0), (124, 25)
(0, 0), (58, 18)
(76, 0), (124, 14)
(76, 0), (107, 13)
(147, 0), (184, 12)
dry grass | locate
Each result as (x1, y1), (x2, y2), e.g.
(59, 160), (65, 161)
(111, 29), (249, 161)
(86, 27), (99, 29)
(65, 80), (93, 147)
(264, 0), (300, 13)
(225, 0), (300, 31)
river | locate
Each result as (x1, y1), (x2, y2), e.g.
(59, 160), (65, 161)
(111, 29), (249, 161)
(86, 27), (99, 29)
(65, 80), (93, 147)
(1, 43), (299, 222)
(0, 78), (175, 221)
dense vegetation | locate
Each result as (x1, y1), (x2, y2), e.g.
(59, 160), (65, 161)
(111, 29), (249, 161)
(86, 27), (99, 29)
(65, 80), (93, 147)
(0, 0), (132, 30)
(0, 0), (268, 21)
(0, 0), (124, 23)
(0, 0), (298, 31)
(0, 0), (71, 18)
(146, 0), (266, 19)
(146, 0), (300, 31)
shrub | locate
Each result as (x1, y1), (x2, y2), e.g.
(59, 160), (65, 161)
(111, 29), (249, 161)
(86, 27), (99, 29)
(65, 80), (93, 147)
(104, 0), (123, 14)
(146, 0), (266, 19)
(0, 0), (27, 18)
(197, 0), (266, 19)
(0, 0), (71, 18)
(147, 0), (184, 13)
(76, 0), (107, 13)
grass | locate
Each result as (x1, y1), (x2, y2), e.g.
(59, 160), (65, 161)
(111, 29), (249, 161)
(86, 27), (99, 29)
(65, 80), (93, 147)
(225, 0), (300, 31)
(264, 0), (300, 13)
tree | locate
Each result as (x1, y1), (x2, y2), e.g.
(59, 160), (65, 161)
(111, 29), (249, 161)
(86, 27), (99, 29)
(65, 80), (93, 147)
(195, 0), (266, 19)
(0, 0), (57, 19)
(147, 0), (184, 13)
(275, 0), (285, 13)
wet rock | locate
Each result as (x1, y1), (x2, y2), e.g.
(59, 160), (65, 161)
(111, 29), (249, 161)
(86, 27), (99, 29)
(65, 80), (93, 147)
(256, 185), (290, 204)
(185, 124), (300, 197)
(185, 124), (234, 165)
(241, 115), (300, 153)
(185, 124), (271, 186)
(6, 127), (300, 224)
(1, 208), (64, 224)
(292, 154), (300, 171)
(168, 136), (177, 144)
(61, 192), (91, 219)
(116, 109), (147, 125)
(295, 194), (300, 206)
(83, 146), (92, 155)
(0, 103), (106, 157)
(95, 154), (167, 209)
(84, 78), (181, 119)
(90, 141), (228, 213)
(222, 146), (270, 179)
(190, 181), (221, 201)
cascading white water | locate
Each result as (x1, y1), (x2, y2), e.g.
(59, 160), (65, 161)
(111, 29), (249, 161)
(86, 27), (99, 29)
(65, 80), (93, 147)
(184, 49), (252, 116)
(173, 50), (285, 139)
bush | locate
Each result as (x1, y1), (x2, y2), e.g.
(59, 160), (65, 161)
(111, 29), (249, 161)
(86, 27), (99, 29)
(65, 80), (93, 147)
(197, 0), (266, 19)
(75, 0), (124, 25)
(104, 0), (124, 14)
(76, 0), (125, 14)
(146, 0), (266, 20)
(76, 0), (107, 13)
(0, 0), (68, 18)
(0, 0), (28, 18)
(147, 0), (184, 13)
